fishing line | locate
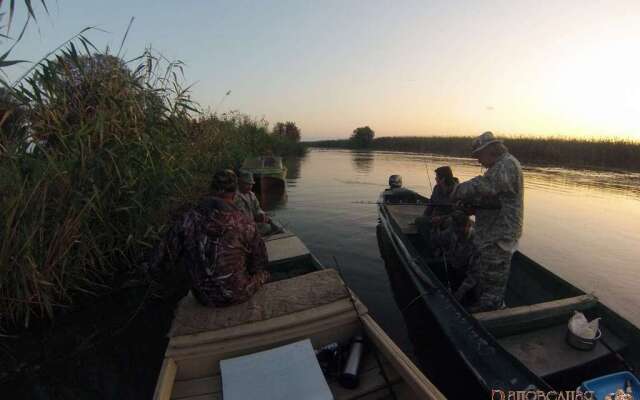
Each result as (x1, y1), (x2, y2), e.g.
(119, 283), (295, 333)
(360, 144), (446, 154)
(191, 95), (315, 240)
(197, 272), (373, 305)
(426, 163), (433, 194)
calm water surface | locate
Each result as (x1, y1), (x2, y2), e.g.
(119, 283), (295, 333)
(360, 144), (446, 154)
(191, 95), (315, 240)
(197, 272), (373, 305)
(266, 149), (640, 355)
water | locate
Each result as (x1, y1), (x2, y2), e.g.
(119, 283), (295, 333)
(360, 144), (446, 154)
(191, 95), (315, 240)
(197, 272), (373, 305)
(267, 148), (640, 355)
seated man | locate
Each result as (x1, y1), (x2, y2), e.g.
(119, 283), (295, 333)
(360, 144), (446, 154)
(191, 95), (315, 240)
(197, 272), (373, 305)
(149, 169), (269, 307)
(234, 170), (277, 236)
(382, 175), (426, 203)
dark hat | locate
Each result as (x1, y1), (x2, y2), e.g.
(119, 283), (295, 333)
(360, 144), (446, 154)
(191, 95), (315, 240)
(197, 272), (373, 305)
(211, 169), (238, 193)
(388, 174), (403, 188)
(435, 166), (453, 180)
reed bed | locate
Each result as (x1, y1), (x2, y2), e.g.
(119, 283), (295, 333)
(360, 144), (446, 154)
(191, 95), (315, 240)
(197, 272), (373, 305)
(0, 45), (303, 329)
(309, 136), (640, 171)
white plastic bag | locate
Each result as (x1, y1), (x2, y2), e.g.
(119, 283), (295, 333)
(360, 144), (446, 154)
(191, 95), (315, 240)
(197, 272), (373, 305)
(568, 311), (600, 339)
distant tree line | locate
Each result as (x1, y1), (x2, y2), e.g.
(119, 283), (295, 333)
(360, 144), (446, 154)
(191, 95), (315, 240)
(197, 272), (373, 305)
(307, 135), (640, 171)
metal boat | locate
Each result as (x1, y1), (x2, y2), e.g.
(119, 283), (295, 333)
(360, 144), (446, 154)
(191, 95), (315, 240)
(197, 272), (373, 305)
(376, 190), (640, 398)
(153, 228), (446, 400)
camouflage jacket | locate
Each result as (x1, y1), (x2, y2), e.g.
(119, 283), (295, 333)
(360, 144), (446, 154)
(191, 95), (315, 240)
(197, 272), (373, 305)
(151, 197), (269, 306)
(234, 191), (265, 221)
(451, 153), (524, 247)
(424, 181), (457, 218)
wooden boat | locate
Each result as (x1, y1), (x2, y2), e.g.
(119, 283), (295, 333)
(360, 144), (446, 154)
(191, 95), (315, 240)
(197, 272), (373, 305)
(376, 192), (640, 398)
(153, 229), (446, 400)
(242, 155), (287, 198)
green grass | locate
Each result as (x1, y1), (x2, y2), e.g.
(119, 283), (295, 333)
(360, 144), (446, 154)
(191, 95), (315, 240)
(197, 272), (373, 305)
(0, 45), (304, 329)
(308, 136), (640, 171)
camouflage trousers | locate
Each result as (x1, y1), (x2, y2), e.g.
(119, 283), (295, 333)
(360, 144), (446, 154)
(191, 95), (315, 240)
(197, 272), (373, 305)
(454, 242), (513, 312)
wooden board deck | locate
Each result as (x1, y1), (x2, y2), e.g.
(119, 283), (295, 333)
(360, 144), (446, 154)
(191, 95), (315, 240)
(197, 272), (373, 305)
(265, 234), (310, 264)
(385, 205), (426, 235)
(498, 323), (626, 377)
(169, 269), (348, 338)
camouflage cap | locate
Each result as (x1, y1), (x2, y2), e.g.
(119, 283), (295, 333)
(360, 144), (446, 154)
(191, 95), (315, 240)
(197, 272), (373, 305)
(389, 174), (403, 188)
(211, 169), (238, 193)
(238, 170), (255, 184)
(471, 131), (502, 154)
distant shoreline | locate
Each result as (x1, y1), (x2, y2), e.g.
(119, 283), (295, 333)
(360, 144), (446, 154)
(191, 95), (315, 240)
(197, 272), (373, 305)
(306, 136), (640, 172)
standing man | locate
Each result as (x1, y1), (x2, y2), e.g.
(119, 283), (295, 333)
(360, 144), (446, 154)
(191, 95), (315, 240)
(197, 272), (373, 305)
(149, 169), (269, 307)
(451, 132), (523, 312)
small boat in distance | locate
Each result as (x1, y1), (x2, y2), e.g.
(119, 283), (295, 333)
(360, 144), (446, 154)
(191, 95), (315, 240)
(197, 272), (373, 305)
(242, 155), (287, 197)
(153, 229), (446, 400)
(376, 189), (640, 398)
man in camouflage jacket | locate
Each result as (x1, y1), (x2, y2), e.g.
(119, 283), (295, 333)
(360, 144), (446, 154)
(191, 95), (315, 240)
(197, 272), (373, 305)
(451, 132), (524, 312)
(150, 169), (269, 306)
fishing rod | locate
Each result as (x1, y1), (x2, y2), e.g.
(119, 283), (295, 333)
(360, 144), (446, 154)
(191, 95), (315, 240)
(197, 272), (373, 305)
(426, 163), (433, 194)
(353, 200), (501, 210)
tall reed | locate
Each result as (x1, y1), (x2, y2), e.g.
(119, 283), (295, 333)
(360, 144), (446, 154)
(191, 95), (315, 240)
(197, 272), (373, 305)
(0, 44), (302, 328)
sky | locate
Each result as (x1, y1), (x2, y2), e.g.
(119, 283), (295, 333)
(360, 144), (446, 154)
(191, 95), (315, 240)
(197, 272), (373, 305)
(5, 0), (640, 140)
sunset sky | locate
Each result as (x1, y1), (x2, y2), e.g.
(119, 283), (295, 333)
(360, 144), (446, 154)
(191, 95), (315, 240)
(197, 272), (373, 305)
(8, 0), (640, 140)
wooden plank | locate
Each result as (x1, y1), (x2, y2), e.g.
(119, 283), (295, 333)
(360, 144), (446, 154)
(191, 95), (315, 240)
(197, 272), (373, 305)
(360, 314), (446, 400)
(499, 323), (626, 377)
(474, 295), (598, 336)
(171, 375), (220, 399)
(168, 298), (356, 350)
(153, 358), (178, 400)
(266, 235), (310, 263)
(262, 231), (296, 242)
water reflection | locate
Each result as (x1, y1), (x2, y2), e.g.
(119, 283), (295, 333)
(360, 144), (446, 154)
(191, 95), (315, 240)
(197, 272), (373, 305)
(273, 148), (640, 350)
(259, 189), (287, 211)
(350, 150), (374, 174)
(524, 167), (640, 198)
(283, 155), (303, 182)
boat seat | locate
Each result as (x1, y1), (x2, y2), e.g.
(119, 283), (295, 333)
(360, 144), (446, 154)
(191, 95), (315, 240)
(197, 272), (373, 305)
(169, 269), (348, 339)
(474, 294), (598, 337)
(498, 323), (627, 378)
(385, 204), (427, 235)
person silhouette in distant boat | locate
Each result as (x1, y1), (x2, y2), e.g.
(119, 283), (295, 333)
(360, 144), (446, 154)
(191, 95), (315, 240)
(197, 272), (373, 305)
(451, 132), (524, 312)
(382, 175), (425, 203)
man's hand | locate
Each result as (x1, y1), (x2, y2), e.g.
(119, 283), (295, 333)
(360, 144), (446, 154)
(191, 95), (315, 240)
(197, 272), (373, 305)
(455, 200), (476, 216)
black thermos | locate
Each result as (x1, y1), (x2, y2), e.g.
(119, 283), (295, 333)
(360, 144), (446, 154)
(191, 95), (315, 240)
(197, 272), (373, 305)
(339, 335), (364, 389)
